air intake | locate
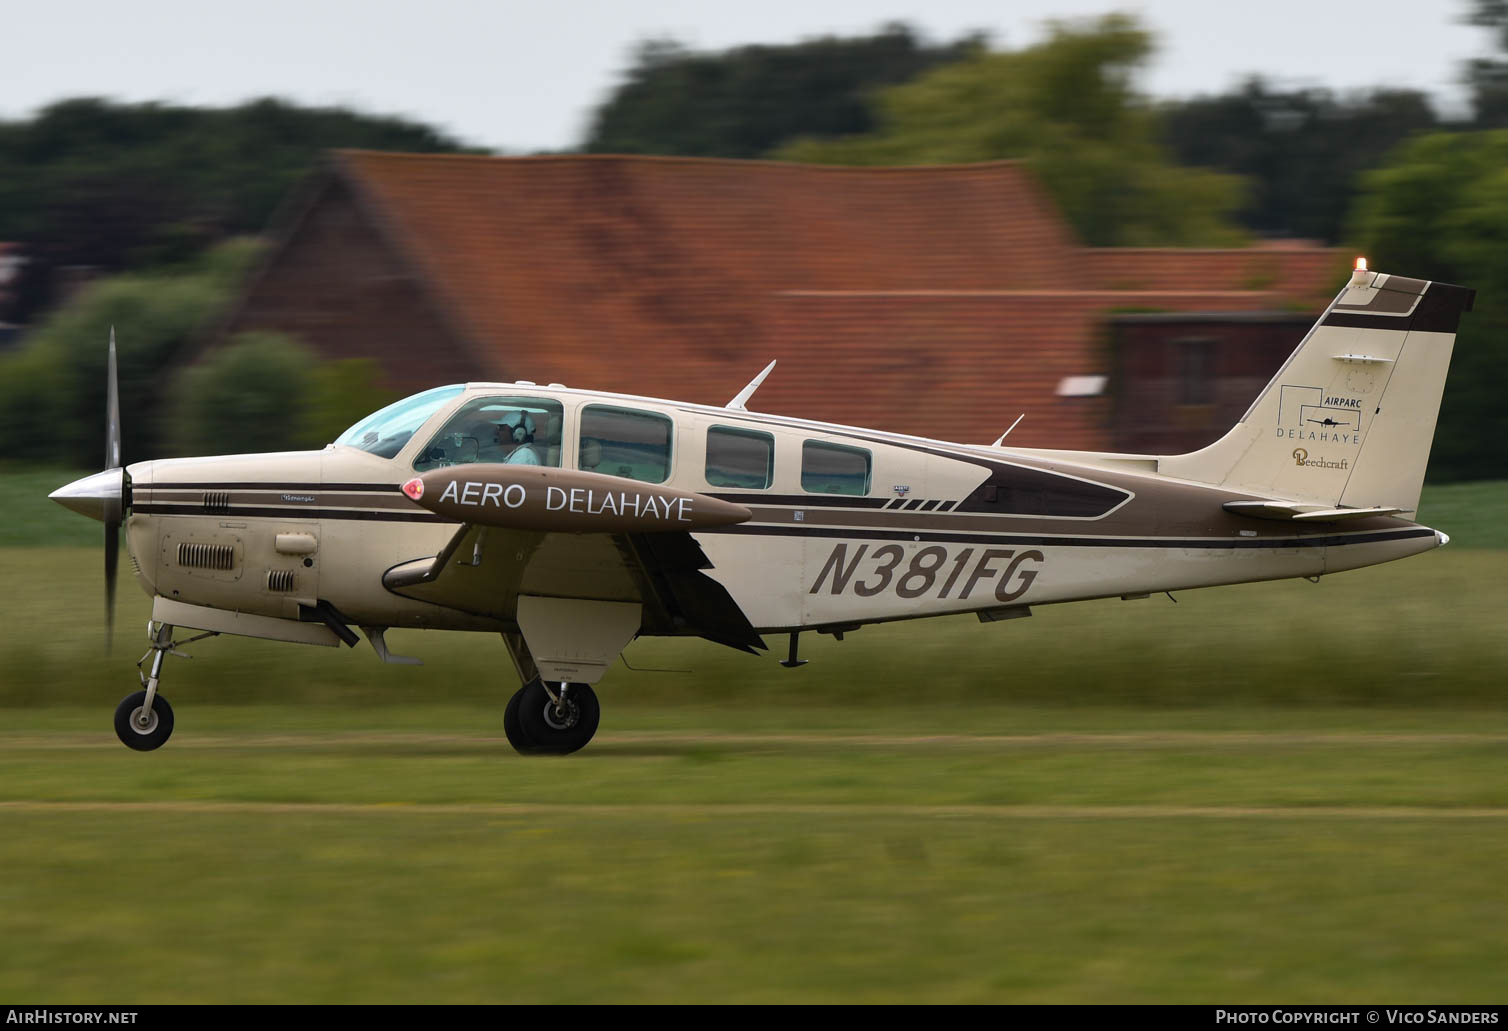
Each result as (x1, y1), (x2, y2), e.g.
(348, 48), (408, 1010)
(267, 569), (296, 592)
(177, 542), (234, 570)
(202, 491), (230, 512)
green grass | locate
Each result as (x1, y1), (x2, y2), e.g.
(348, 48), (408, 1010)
(0, 465), (115, 548)
(2, 545), (1505, 709)
(2, 708), (1507, 1003)
(1414, 479), (1508, 549)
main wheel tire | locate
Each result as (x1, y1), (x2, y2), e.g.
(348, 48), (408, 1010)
(513, 680), (600, 755)
(113, 690), (174, 751)
(502, 684), (538, 754)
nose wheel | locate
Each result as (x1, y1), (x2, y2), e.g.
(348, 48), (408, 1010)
(503, 679), (600, 755)
(114, 690), (175, 751)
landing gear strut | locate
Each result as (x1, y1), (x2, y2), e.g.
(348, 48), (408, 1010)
(503, 679), (600, 756)
(113, 621), (215, 751)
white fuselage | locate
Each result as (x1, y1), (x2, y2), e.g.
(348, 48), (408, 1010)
(121, 382), (1444, 643)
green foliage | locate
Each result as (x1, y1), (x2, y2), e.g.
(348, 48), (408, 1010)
(304, 358), (400, 448)
(1351, 130), (1508, 480)
(173, 332), (318, 456)
(173, 339), (399, 457)
(774, 15), (1246, 247)
(0, 239), (259, 466)
(0, 97), (470, 319)
(1160, 79), (1439, 243)
(584, 25), (982, 158)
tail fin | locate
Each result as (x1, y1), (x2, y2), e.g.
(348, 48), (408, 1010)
(1159, 265), (1474, 515)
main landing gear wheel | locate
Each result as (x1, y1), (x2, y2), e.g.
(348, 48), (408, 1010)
(114, 689), (174, 751)
(503, 679), (600, 756)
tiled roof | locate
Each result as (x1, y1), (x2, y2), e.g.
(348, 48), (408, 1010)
(325, 151), (1339, 446)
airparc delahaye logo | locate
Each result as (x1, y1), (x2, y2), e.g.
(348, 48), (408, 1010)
(1276, 384), (1365, 446)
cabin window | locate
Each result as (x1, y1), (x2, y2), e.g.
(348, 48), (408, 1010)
(705, 426), (774, 489)
(580, 405), (672, 484)
(412, 396), (565, 471)
(801, 440), (871, 496)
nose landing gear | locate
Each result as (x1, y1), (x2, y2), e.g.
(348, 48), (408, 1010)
(113, 621), (217, 751)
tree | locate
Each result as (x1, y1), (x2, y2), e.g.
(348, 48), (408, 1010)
(1351, 131), (1508, 480)
(0, 239), (263, 467)
(172, 335), (393, 457)
(583, 24), (982, 158)
(1465, 0), (1508, 124)
(772, 15), (1246, 247)
(1161, 80), (1439, 242)
(0, 97), (472, 321)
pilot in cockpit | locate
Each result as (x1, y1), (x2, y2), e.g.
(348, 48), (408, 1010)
(492, 411), (541, 465)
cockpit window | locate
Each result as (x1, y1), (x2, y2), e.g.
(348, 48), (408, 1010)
(413, 396), (565, 471)
(334, 385), (465, 458)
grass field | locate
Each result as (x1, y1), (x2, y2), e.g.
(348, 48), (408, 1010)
(2, 468), (1505, 1002)
(3, 545), (1506, 709)
(3, 707), (1508, 1003)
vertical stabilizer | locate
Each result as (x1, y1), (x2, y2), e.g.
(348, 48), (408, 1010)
(1158, 267), (1474, 515)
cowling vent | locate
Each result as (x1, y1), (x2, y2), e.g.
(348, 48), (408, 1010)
(178, 542), (234, 571)
(267, 569), (297, 592)
(202, 491), (230, 512)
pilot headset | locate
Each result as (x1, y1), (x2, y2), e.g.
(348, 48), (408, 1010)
(497, 410), (536, 442)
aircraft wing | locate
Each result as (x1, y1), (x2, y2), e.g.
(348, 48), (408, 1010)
(383, 523), (766, 654)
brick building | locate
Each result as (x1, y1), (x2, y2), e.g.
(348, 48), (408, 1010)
(221, 151), (1343, 453)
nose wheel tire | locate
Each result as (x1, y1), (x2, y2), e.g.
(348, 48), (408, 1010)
(503, 680), (599, 756)
(113, 690), (174, 751)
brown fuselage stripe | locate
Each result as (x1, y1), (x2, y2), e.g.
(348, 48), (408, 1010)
(705, 524), (1434, 550)
(132, 493), (1430, 547)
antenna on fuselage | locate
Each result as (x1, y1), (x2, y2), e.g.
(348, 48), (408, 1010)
(726, 360), (776, 411)
(991, 414), (1025, 447)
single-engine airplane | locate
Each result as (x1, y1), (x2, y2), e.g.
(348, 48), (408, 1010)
(50, 261), (1472, 754)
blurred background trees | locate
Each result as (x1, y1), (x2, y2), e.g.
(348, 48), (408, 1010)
(773, 14), (1246, 247)
(0, 97), (468, 323)
(2, 6), (1507, 478)
(1161, 81), (1440, 243)
(1351, 131), (1508, 480)
(583, 24), (984, 159)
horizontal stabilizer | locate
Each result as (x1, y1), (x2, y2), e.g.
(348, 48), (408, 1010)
(1224, 501), (1404, 522)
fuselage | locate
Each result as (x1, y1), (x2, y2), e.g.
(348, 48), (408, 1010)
(121, 380), (1445, 637)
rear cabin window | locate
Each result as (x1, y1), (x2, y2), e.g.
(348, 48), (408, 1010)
(580, 405), (672, 484)
(705, 426), (774, 489)
(801, 440), (871, 496)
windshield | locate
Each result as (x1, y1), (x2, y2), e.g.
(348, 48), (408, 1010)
(334, 385), (465, 458)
